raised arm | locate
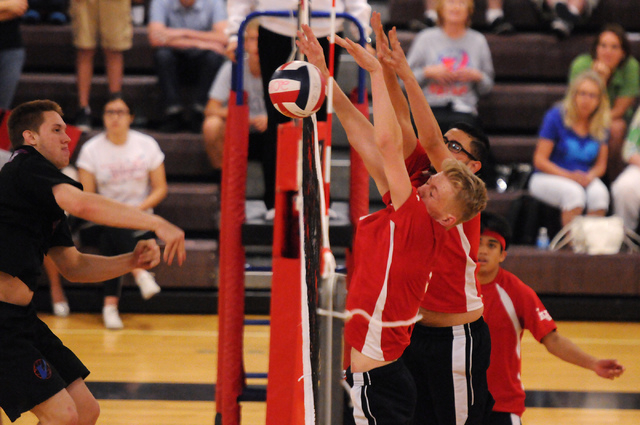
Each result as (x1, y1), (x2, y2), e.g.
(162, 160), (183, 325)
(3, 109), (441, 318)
(371, 12), (417, 158)
(383, 27), (450, 171)
(296, 25), (388, 195)
(336, 35), (411, 209)
(52, 183), (186, 265)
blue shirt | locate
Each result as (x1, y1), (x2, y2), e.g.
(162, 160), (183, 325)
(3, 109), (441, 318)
(149, 0), (226, 31)
(538, 106), (605, 172)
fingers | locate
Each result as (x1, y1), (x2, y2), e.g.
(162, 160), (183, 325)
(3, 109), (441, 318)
(135, 240), (161, 269)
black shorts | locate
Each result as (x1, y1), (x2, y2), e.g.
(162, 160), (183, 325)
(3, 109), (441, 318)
(345, 359), (417, 425)
(488, 411), (522, 425)
(402, 316), (494, 425)
(0, 301), (90, 422)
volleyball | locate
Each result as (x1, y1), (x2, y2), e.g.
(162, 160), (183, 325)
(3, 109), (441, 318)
(268, 60), (327, 119)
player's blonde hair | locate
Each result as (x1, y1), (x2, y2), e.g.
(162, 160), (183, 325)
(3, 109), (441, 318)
(441, 158), (488, 224)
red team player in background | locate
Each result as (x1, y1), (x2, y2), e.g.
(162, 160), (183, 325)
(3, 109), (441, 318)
(477, 211), (625, 425)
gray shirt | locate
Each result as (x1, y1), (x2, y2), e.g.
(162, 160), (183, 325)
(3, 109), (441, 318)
(406, 27), (494, 115)
(149, 0), (227, 30)
(208, 59), (266, 126)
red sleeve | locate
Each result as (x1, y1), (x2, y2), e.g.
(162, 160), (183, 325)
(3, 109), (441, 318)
(404, 143), (432, 188)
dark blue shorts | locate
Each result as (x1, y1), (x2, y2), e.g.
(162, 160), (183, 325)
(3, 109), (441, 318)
(0, 301), (89, 422)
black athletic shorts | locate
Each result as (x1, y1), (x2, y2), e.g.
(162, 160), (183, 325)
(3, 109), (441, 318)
(345, 358), (417, 425)
(0, 301), (90, 422)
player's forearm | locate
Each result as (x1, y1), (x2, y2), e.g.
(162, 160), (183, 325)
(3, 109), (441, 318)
(543, 332), (599, 372)
(60, 251), (139, 283)
(54, 184), (165, 232)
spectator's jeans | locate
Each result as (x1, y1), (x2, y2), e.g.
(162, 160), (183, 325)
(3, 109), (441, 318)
(154, 47), (225, 112)
(0, 48), (25, 109)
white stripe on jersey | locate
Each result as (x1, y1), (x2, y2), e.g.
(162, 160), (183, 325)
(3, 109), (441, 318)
(455, 224), (482, 311)
(496, 283), (523, 358)
(361, 221), (395, 361)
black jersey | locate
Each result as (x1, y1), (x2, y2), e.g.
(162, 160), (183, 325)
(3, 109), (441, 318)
(0, 146), (83, 290)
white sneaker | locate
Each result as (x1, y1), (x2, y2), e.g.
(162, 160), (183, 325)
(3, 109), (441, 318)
(53, 301), (70, 317)
(264, 208), (276, 221)
(102, 305), (124, 330)
(135, 270), (161, 300)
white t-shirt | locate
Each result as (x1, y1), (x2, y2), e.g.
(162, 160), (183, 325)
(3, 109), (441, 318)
(76, 130), (165, 212)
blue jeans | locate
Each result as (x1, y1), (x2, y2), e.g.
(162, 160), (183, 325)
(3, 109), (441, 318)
(0, 48), (25, 109)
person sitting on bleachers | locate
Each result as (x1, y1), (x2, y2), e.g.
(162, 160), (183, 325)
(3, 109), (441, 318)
(569, 23), (640, 183)
(202, 21), (269, 188)
(529, 70), (611, 228)
(406, 0), (494, 134)
(75, 96), (166, 329)
(148, 0), (228, 133)
(611, 106), (640, 233)
(415, 0), (599, 38)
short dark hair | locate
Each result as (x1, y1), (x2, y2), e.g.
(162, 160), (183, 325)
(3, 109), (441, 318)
(591, 23), (630, 65)
(449, 121), (491, 167)
(480, 211), (512, 250)
(7, 100), (64, 150)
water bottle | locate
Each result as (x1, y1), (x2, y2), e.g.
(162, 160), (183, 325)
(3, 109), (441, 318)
(536, 227), (549, 250)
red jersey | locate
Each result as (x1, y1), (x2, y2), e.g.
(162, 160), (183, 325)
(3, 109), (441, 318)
(345, 187), (445, 361)
(405, 144), (483, 313)
(482, 268), (557, 416)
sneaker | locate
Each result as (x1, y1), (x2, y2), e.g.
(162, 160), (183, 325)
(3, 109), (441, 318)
(102, 305), (124, 330)
(53, 301), (70, 317)
(489, 17), (515, 35)
(135, 270), (161, 300)
(264, 208), (276, 221)
(21, 10), (41, 24)
(75, 107), (92, 132)
(554, 2), (580, 25)
(47, 11), (68, 25)
(551, 18), (573, 39)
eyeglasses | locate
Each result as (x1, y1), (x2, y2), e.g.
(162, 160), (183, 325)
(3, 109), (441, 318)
(444, 136), (477, 161)
(104, 109), (130, 117)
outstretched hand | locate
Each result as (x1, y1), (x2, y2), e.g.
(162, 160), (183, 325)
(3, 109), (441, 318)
(335, 34), (380, 74)
(296, 25), (330, 79)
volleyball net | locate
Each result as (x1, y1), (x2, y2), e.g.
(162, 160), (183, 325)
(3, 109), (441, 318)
(215, 12), (369, 425)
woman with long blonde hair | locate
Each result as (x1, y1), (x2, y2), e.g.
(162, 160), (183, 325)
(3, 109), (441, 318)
(529, 70), (611, 227)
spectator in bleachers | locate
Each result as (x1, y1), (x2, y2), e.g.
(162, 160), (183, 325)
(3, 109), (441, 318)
(225, 0), (371, 219)
(416, 0), (599, 38)
(75, 96), (166, 329)
(406, 0), (494, 134)
(529, 70), (611, 228)
(569, 23), (639, 183)
(148, 0), (227, 133)
(611, 106), (640, 233)
(202, 21), (268, 183)
(0, 0), (27, 109)
(416, 0), (514, 34)
(69, 0), (132, 131)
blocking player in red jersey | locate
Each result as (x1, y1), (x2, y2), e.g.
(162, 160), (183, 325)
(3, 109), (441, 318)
(478, 211), (625, 425)
(371, 14), (495, 425)
(298, 25), (488, 425)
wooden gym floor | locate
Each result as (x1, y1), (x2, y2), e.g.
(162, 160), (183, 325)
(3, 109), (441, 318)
(2, 314), (639, 425)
